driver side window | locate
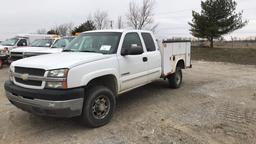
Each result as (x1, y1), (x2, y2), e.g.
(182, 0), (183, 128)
(122, 33), (142, 50)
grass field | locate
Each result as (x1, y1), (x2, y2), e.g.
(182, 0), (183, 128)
(192, 47), (256, 65)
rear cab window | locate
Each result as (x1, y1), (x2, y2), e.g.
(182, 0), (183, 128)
(141, 33), (156, 52)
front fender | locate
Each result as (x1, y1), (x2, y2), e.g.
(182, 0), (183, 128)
(81, 68), (120, 89)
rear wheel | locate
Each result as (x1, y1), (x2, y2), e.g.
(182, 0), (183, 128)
(168, 67), (182, 89)
(81, 86), (116, 128)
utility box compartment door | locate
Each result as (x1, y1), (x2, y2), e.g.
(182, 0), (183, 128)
(160, 41), (191, 76)
(160, 43), (174, 76)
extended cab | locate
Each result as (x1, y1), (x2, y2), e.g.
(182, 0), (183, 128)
(9, 36), (73, 62)
(4, 30), (191, 127)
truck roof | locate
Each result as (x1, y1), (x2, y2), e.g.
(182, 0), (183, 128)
(82, 29), (153, 34)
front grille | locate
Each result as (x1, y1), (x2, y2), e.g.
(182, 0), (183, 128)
(15, 77), (42, 86)
(11, 52), (24, 61)
(15, 67), (45, 76)
(14, 67), (45, 87)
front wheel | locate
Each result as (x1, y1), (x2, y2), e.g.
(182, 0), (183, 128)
(81, 86), (116, 128)
(168, 67), (183, 89)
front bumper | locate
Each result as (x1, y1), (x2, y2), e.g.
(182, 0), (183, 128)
(0, 54), (8, 60)
(4, 81), (84, 118)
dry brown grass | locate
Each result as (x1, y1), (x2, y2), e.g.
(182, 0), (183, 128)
(192, 47), (256, 65)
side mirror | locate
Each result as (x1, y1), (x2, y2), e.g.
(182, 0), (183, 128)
(121, 45), (143, 56)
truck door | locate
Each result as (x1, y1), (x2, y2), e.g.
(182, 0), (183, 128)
(118, 32), (149, 91)
(141, 32), (161, 81)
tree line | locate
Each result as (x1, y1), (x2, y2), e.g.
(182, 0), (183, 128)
(37, 0), (248, 48)
(36, 0), (157, 36)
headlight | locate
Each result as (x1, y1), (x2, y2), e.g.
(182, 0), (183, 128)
(45, 69), (69, 89)
(9, 66), (14, 82)
(47, 69), (68, 78)
(9, 74), (14, 82)
(2, 48), (9, 55)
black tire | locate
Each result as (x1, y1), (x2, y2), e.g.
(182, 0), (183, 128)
(168, 67), (182, 89)
(81, 86), (116, 128)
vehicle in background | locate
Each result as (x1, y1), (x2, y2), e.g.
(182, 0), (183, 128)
(0, 34), (58, 68)
(9, 36), (70, 62)
(51, 36), (75, 49)
(0, 37), (29, 68)
(5, 30), (191, 127)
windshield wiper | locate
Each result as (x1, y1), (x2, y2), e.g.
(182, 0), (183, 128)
(62, 49), (74, 52)
(80, 50), (98, 53)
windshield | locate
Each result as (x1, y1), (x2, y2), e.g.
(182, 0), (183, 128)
(1, 38), (18, 46)
(51, 37), (74, 48)
(65, 32), (122, 54)
(31, 39), (53, 47)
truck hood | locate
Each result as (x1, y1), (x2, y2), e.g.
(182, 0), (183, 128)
(12, 52), (112, 70)
(11, 47), (62, 53)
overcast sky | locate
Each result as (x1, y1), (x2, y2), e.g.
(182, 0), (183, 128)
(0, 0), (255, 40)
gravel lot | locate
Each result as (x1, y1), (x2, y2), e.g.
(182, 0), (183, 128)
(0, 61), (256, 144)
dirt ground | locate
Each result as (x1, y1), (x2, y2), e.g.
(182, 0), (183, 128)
(0, 61), (256, 144)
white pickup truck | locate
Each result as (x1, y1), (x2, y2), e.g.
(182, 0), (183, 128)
(0, 37), (29, 67)
(0, 34), (58, 57)
(4, 30), (191, 127)
(9, 37), (59, 62)
(9, 36), (75, 62)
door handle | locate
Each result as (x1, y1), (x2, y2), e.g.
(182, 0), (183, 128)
(143, 57), (148, 62)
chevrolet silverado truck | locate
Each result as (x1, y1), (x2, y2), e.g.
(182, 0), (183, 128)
(9, 36), (75, 62)
(4, 30), (191, 127)
(0, 34), (59, 67)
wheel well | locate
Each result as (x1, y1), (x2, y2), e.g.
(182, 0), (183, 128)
(86, 75), (118, 95)
(177, 60), (185, 69)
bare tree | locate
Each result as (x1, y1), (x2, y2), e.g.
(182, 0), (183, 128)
(126, 0), (155, 30)
(55, 23), (74, 36)
(117, 16), (123, 29)
(36, 28), (47, 34)
(126, 2), (140, 29)
(93, 10), (109, 29)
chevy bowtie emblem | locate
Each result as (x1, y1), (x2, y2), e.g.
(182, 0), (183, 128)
(21, 74), (29, 81)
